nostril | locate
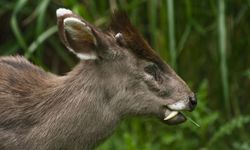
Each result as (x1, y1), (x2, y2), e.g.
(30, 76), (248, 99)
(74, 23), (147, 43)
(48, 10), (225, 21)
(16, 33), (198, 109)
(189, 95), (197, 107)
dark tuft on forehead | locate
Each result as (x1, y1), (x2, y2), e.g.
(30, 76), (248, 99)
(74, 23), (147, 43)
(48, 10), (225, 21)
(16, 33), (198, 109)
(109, 11), (166, 71)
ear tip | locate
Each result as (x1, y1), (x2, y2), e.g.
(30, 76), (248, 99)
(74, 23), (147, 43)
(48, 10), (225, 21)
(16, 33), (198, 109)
(56, 8), (72, 17)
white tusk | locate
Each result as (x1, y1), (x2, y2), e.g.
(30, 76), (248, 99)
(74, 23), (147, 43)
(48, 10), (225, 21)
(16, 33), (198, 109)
(164, 111), (178, 120)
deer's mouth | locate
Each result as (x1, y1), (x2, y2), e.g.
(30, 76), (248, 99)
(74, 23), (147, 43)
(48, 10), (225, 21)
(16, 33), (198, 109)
(163, 110), (186, 125)
(162, 100), (190, 125)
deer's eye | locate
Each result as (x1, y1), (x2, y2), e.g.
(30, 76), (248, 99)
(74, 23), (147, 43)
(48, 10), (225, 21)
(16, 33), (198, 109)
(144, 64), (162, 82)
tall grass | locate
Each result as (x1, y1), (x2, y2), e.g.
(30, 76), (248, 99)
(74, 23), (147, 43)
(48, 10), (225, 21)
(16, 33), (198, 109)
(166, 0), (177, 69)
(218, 0), (230, 116)
(0, 0), (249, 149)
(10, 0), (28, 52)
(148, 0), (157, 49)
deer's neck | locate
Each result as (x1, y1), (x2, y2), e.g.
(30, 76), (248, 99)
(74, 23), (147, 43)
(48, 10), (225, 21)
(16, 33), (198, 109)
(27, 62), (120, 149)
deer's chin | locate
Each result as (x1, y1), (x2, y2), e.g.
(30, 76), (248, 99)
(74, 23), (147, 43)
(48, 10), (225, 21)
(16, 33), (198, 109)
(162, 109), (186, 125)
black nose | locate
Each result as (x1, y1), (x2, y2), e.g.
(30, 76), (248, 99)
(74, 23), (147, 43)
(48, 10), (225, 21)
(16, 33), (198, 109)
(188, 95), (197, 110)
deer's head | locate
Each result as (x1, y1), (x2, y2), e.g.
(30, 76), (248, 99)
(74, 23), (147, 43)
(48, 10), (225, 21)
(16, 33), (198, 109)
(56, 8), (197, 125)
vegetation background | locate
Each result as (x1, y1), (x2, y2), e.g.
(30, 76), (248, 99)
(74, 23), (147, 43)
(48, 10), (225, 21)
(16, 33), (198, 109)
(0, 0), (249, 149)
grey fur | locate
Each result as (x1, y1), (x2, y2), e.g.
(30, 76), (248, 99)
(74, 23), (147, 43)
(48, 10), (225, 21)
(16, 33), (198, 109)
(0, 9), (195, 150)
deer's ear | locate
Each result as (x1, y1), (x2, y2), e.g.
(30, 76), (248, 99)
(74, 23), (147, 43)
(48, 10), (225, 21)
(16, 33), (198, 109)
(56, 8), (101, 60)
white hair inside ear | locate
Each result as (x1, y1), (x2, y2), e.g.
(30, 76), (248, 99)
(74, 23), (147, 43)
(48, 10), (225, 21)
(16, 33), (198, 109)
(76, 53), (97, 60)
(63, 17), (98, 60)
(64, 17), (86, 29)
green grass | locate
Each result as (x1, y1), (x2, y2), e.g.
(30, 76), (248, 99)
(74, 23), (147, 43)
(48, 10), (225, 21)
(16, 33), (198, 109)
(167, 0), (177, 69)
(218, 0), (230, 117)
(0, 0), (249, 149)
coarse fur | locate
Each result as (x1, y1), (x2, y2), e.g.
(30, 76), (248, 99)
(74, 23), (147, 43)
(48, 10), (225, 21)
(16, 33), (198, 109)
(0, 9), (196, 150)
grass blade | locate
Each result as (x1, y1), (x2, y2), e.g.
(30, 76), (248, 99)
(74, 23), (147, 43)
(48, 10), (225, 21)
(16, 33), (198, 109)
(218, 0), (230, 116)
(25, 25), (57, 58)
(148, 0), (157, 49)
(10, 0), (28, 52)
(166, 0), (177, 69)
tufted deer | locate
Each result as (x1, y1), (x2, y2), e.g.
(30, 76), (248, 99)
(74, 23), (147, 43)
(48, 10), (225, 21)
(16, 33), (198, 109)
(0, 8), (197, 150)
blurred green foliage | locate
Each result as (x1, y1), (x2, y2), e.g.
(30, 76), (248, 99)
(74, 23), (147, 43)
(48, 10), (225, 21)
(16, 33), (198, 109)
(0, 0), (249, 149)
